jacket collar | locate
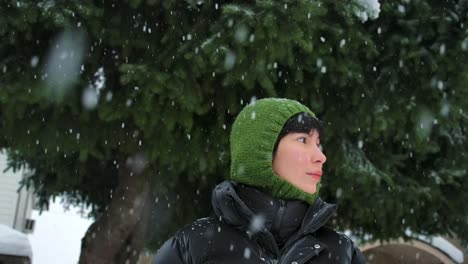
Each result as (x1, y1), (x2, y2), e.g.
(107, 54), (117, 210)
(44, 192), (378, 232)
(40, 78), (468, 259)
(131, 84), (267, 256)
(212, 181), (337, 256)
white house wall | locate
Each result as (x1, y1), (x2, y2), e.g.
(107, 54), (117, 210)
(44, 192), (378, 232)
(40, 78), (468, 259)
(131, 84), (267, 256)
(0, 153), (33, 232)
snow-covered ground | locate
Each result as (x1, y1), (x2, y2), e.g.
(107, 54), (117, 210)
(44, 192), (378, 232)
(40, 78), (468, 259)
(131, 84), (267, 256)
(27, 200), (93, 264)
(413, 234), (464, 264)
(0, 224), (32, 259)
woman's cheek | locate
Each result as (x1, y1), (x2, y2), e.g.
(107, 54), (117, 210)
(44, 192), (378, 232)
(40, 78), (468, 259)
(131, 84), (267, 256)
(292, 152), (308, 163)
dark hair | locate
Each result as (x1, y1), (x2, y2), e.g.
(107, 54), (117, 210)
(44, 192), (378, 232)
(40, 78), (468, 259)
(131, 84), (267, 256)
(272, 112), (324, 157)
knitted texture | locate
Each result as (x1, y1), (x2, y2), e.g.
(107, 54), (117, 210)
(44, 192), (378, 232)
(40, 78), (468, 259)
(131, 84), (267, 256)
(230, 98), (321, 204)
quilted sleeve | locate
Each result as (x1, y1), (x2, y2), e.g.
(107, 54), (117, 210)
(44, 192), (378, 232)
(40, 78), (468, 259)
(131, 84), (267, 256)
(351, 244), (367, 264)
(152, 235), (188, 264)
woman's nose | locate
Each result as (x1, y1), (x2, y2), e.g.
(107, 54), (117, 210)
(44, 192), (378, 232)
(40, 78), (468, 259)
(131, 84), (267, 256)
(312, 146), (327, 164)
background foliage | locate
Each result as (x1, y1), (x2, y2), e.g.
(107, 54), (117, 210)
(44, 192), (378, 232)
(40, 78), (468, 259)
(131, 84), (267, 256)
(1, 0), (467, 254)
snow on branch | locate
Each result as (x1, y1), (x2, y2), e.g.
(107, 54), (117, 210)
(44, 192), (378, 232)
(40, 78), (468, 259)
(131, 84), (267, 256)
(353, 0), (381, 22)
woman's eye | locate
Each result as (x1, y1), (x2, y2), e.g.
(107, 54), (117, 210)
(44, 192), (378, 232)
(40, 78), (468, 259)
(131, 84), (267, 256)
(298, 137), (306, 143)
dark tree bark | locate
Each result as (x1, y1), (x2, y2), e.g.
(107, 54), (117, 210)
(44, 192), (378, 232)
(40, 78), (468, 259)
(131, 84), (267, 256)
(79, 160), (150, 264)
(115, 190), (153, 264)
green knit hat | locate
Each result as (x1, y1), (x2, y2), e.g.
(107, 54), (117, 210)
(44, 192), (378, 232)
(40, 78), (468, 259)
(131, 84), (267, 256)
(229, 98), (320, 204)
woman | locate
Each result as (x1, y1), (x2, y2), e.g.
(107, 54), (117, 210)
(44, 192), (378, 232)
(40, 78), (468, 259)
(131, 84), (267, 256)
(152, 98), (366, 263)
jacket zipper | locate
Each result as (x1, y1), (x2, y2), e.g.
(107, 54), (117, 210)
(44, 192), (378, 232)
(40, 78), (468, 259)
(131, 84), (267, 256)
(273, 200), (286, 233)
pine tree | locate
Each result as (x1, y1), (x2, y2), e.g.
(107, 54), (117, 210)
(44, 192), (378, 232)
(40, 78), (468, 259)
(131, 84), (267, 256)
(0, 0), (467, 262)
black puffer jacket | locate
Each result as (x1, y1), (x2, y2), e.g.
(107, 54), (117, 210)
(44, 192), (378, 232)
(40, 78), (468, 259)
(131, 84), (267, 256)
(152, 181), (366, 264)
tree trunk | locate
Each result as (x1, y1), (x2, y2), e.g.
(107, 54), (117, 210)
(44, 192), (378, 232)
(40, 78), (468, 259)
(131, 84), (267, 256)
(115, 191), (153, 264)
(79, 160), (150, 264)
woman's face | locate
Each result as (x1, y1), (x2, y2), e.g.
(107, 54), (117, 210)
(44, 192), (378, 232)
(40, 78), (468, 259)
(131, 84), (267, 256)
(272, 130), (326, 194)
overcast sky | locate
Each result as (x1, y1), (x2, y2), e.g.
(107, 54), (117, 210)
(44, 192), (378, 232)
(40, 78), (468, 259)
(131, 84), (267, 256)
(28, 199), (92, 264)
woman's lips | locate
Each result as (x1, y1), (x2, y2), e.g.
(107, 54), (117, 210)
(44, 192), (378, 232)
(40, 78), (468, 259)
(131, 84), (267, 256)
(307, 172), (322, 180)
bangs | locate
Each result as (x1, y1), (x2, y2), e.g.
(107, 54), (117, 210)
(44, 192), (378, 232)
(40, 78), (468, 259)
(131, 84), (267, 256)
(273, 112), (324, 157)
(278, 112), (324, 138)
